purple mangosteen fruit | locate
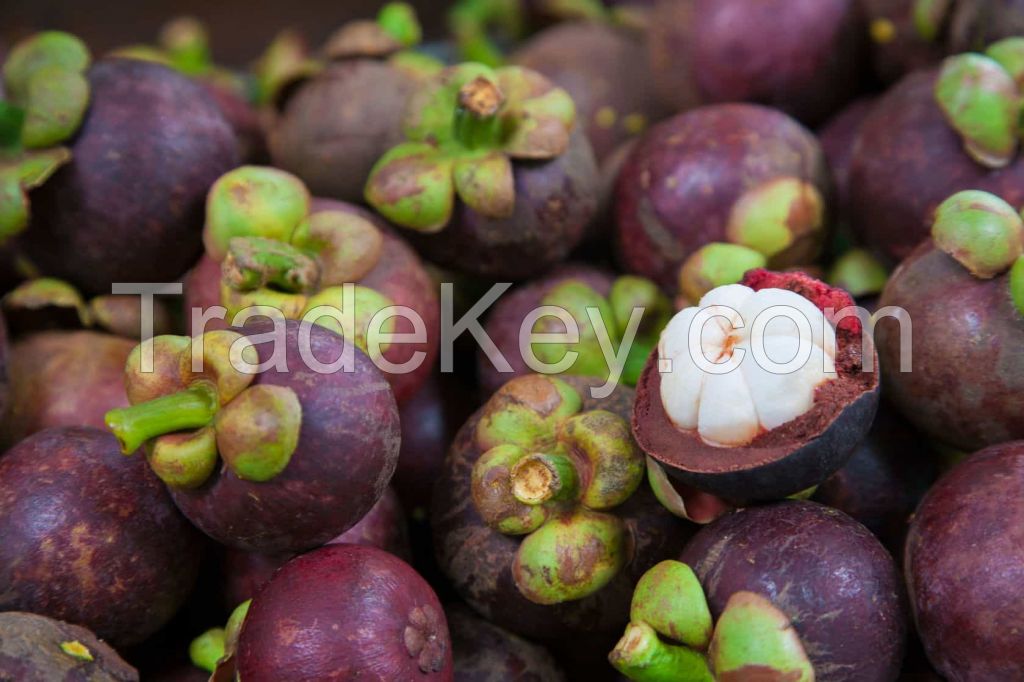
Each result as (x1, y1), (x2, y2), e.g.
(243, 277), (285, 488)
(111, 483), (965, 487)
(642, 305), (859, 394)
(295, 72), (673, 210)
(0, 611), (138, 681)
(365, 61), (601, 280)
(818, 97), (876, 220)
(615, 104), (832, 292)
(3, 33), (238, 295)
(511, 21), (667, 162)
(0, 427), (205, 647)
(236, 544), (453, 680)
(679, 500), (907, 681)
(186, 168), (440, 404)
(104, 317), (401, 553)
(875, 190), (1024, 450)
(647, 0), (866, 126)
(219, 486), (410, 608)
(905, 440), (1024, 680)
(2, 330), (133, 446)
(478, 264), (671, 395)
(633, 269), (879, 504)
(268, 5), (442, 203)
(448, 604), (566, 681)
(849, 44), (1024, 264)
(432, 373), (692, 639)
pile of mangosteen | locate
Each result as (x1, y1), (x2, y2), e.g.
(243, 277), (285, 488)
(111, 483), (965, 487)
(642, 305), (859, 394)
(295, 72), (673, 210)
(0, 0), (1022, 679)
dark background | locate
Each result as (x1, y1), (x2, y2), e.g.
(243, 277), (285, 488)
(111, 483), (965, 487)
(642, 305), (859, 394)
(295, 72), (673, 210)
(1, 0), (451, 66)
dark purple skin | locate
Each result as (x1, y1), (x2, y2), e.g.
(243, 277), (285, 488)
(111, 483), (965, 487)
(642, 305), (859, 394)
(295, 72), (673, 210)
(169, 318), (401, 553)
(876, 240), (1024, 450)
(0, 310), (7, 422)
(237, 544), (453, 681)
(512, 22), (667, 163)
(3, 331), (133, 448)
(184, 199), (439, 404)
(405, 128), (600, 281)
(818, 97), (875, 219)
(220, 486), (410, 608)
(478, 264), (614, 395)
(648, 0), (866, 126)
(905, 441), (1024, 680)
(20, 58), (238, 296)
(681, 501), (907, 682)
(615, 104), (831, 291)
(268, 59), (415, 204)
(199, 79), (266, 163)
(431, 377), (693, 640)
(0, 611), (139, 682)
(447, 604), (566, 682)
(848, 69), (1024, 264)
(814, 404), (938, 556)
(0, 427), (204, 647)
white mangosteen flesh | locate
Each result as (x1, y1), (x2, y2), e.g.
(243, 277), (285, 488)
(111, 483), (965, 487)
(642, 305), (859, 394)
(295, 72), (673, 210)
(657, 284), (837, 448)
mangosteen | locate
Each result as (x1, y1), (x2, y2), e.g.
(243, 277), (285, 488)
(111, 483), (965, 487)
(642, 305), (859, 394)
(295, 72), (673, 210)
(647, 0), (866, 126)
(813, 404), (937, 553)
(818, 97), (876, 220)
(633, 269), (879, 503)
(365, 62), (601, 280)
(2, 330), (133, 446)
(876, 190), (1024, 450)
(236, 544), (453, 680)
(12, 48), (238, 295)
(432, 374), (692, 639)
(267, 4), (441, 203)
(448, 604), (566, 681)
(478, 264), (671, 394)
(614, 104), (832, 291)
(104, 317), (401, 553)
(0, 611), (138, 681)
(679, 500), (907, 681)
(220, 486), (410, 608)
(0, 427), (205, 647)
(186, 167), (440, 404)
(905, 440), (1024, 680)
(849, 45), (1024, 264)
(511, 21), (667, 162)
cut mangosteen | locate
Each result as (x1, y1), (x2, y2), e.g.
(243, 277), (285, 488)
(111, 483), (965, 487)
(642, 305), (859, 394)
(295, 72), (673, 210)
(431, 373), (692, 640)
(0, 427), (205, 647)
(905, 440), (1024, 680)
(236, 544), (453, 680)
(633, 269), (879, 503)
(0, 611), (138, 681)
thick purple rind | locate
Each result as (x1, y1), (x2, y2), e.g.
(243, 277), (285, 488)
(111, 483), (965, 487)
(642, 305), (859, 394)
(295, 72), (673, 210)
(876, 241), (1024, 450)
(631, 352), (879, 504)
(22, 58), (238, 296)
(680, 500), (906, 682)
(0, 427), (204, 647)
(170, 318), (400, 553)
(905, 441), (1024, 681)
(431, 376), (692, 640)
(237, 544), (453, 681)
(848, 70), (1024, 265)
(406, 128), (600, 281)
(614, 103), (831, 290)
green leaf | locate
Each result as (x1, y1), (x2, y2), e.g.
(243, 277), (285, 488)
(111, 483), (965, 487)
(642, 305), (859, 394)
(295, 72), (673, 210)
(364, 142), (455, 232)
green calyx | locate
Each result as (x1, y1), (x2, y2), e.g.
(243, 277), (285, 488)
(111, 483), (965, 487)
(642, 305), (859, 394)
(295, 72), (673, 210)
(912, 0), (952, 42)
(105, 330), (303, 487)
(365, 62), (575, 232)
(377, 3), (422, 48)
(1011, 256), (1024, 316)
(987, 38), (1024, 88)
(448, 0), (524, 67)
(253, 30), (322, 107)
(301, 284), (398, 358)
(726, 178), (825, 260)
(471, 374), (645, 604)
(935, 52), (1021, 168)
(0, 131), (73, 242)
(158, 17), (213, 76)
(678, 243), (768, 304)
(2, 276), (91, 326)
(223, 237), (321, 294)
(932, 190), (1024, 278)
(828, 248), (890, 297)
(190, 628), (226, 673)
(709, 592), (814, 682)
(612, 564), (813, 682)
(646, 458), (733, 524)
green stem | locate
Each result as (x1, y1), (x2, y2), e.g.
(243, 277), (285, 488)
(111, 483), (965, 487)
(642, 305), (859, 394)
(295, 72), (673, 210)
(106, 383), (219, 454)
(453, 77), (505, 149)
(511, 452), (579, 505)
(223, 236), (320, 294)
(609, 622), (714, 682)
